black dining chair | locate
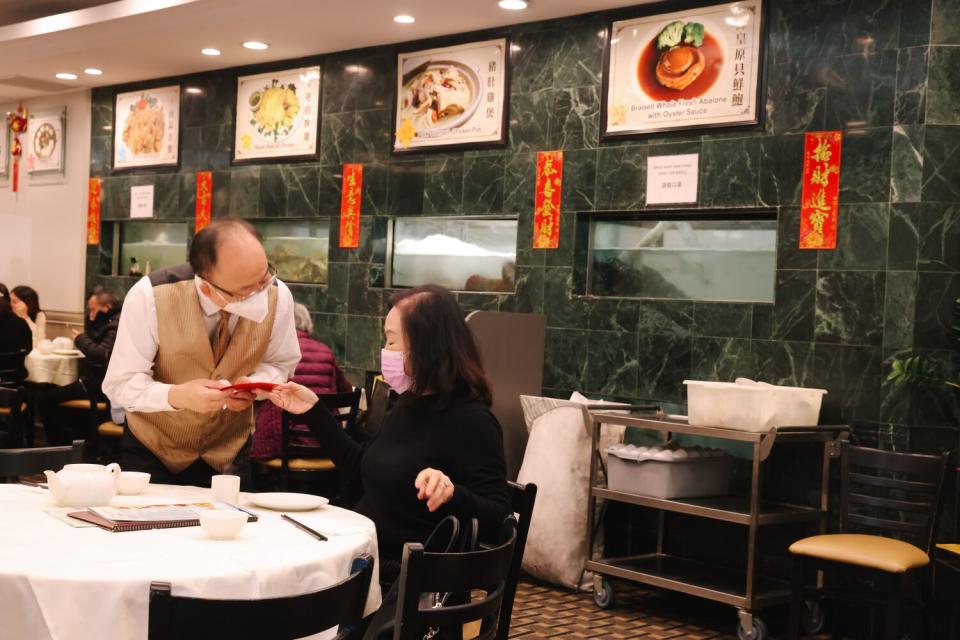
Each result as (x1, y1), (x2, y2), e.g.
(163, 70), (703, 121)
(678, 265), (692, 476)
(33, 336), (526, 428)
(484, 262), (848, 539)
(0, 386), (28, 448)
(255, 388), (362, 497)
(148, 553), (374, 640)
(496, 481), (537, 640)
(392, 518), (518, 640)
(788, 442), (951, 640)
(0, 440), (83, 482)
(0, 349), (27, 386)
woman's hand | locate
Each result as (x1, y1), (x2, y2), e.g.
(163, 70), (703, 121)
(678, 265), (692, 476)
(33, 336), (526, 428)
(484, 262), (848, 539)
(415, 468), (455, 512)
(11, 300), (27, 319)
(268, 382), (319, 415)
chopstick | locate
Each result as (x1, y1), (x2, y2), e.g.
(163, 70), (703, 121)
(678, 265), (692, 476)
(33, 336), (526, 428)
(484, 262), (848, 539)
(19, 480), (47, 489)
(281, 514), (328, 541)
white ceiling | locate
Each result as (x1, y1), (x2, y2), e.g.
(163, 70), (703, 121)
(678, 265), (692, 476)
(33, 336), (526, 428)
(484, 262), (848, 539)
(0, 0), (657, 100)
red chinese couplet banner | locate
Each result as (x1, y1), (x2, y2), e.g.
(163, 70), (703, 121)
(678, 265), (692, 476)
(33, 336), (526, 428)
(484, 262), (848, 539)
(195, 171), (212, 233)
(86, 178), (101, 245)
(799, 131), (842, 250)
(339, 163), (363, 248)
(533, 150), (563, 249)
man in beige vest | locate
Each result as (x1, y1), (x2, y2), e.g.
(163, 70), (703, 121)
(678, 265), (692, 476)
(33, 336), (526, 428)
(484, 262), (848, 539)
(103, 219), (300, 487)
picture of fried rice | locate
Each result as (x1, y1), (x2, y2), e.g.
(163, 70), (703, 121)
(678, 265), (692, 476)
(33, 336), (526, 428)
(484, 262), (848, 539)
(122, 103), (165, 155)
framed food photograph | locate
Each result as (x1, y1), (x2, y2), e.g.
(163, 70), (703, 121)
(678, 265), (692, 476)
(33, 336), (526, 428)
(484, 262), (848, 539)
(27, 106), (67, 179)
(601, 0), (767, 140)
(233, 65), (321, 163)
(113, 85), (180, 170)
(392, 36), (509, 154)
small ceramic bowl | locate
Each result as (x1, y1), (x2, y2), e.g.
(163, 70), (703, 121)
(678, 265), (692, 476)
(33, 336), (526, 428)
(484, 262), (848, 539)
(37, 340), (55, 354)
(199, 510), (247, 540)
(116, 471), (150, 495)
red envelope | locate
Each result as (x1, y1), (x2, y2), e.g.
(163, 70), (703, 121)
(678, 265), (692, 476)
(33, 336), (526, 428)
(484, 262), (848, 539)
(222, 382), (277, 392)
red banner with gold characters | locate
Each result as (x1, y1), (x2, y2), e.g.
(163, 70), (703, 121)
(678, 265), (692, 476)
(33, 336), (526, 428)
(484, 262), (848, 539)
(86, 178), (101, 245)
(339, 163), (363, 249)
(195, 171), (212, 233)
(799, 131), (842, 250)
(533, 150), (563, 249)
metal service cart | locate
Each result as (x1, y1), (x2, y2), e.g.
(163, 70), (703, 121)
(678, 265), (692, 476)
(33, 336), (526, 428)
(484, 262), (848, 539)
(586, 410), (848, 640)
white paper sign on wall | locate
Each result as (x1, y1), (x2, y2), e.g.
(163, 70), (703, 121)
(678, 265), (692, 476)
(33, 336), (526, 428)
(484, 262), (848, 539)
(130, 185), (154, 219)
(646, 153), (699, 205)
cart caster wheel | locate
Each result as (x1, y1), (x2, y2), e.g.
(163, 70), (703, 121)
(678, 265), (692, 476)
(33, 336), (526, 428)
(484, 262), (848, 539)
(736, 617), (768, 640)
(801, 600), (825, 634)
(593, 578), (615, 609)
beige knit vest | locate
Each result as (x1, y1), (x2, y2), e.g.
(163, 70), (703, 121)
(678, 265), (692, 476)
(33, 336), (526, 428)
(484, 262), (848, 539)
(125, 279), (278, 473)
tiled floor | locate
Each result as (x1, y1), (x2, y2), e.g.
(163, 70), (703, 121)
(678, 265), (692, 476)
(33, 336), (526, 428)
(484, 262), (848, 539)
(509, 578), (739, 639)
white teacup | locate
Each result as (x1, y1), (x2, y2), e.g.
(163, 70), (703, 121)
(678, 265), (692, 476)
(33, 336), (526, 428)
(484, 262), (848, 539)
(199, 510), (247, 540)
(116, 471), (150, 495)
(37, 340), (55, 354)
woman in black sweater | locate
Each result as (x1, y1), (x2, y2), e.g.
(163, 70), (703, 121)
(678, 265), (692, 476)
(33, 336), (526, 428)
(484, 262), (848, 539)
(268, 285), (510, 580)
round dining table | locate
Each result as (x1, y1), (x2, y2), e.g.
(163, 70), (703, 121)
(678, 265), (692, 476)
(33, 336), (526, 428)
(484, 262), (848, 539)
(0, 483), (382, 640)
(24, 350), (84, 386)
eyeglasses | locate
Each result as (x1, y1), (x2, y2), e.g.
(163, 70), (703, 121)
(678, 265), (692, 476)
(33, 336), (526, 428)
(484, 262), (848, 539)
(203, 263), (277, 303)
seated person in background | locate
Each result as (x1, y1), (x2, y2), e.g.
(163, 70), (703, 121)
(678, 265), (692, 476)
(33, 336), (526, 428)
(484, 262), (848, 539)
(251, 302), (352, 460)
(0, 294), (32, 383)
(268, 284), (509, 586)
(38, 289), (122, 445)
(10, 285), (46, 348)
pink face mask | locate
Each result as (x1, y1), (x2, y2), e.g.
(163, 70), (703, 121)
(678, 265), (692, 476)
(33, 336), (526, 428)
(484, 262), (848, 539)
(381, 348), (412, 393)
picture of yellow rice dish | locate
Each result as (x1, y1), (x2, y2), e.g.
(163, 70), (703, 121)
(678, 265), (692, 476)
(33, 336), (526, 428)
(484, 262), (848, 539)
(249, 81), (300, 140)
(400, 64), (474, 130)
(122, 95), (165, 156)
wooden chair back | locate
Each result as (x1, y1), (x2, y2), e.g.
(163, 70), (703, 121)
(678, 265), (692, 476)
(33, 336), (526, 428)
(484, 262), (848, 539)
(840, 441), (951, 553)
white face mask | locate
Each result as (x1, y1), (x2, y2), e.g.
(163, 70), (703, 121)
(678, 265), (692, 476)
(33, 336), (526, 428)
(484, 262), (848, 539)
(222, 288), (269, 323)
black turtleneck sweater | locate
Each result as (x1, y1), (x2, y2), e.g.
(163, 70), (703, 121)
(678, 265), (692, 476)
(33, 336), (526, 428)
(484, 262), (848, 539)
(302, 393), (510, 562)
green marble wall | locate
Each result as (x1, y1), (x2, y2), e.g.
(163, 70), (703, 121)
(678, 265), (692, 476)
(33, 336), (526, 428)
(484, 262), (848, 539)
(87, 1), (958, 469)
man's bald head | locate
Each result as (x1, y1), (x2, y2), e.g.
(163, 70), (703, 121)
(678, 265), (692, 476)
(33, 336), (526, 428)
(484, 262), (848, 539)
(189, 219), (263, 279)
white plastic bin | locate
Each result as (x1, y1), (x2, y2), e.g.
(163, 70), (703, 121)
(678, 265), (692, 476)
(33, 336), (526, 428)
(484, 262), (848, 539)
(606, 445), (733, 499)
(684, 378), (827, 432)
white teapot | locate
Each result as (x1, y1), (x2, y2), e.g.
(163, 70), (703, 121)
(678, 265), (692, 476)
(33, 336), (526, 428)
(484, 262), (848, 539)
(44, 463), (121, 507)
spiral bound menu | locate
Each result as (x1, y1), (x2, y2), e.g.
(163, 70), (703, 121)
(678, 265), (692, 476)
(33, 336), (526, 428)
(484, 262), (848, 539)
(67, 502), (257, 532)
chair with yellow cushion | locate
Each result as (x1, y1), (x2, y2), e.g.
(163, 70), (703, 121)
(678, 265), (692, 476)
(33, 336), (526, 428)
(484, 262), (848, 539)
(788, 442), (950, 640)
(256, 388), (362, 496)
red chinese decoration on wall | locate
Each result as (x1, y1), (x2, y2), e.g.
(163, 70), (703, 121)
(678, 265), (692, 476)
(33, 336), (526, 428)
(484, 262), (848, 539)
(339, 163), (363, 248)
(87, 178), (102, 245)
(195, 171), (213, 233)
(799, 131), (842, 250)
(533, 150), (563, 249)
(8, 105), (27, 193)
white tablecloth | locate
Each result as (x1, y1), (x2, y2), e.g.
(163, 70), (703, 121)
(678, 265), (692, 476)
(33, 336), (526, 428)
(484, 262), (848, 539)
(0, 484), (381, 640)
(24, 350), (83, 386)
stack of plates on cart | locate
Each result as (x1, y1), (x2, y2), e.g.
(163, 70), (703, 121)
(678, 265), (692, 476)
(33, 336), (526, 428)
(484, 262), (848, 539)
(605, 443), (726, 462)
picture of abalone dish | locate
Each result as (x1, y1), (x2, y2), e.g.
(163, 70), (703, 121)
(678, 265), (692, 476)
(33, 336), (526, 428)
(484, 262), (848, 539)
(638, 20), (723, 100)
(399, 60), (480, 132)
(122, 94), (165, 156)
(248, 79), (301, 141)
(33, 123), (57, 159)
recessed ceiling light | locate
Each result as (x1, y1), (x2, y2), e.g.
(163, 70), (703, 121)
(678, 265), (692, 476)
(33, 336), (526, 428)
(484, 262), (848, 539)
(185, 87), (204, 95)
(55, 72), (77, 80)
(393, 14), (415, 24)
(498, 0), (528, 9)
(243, 41), (269, 50)
(84, 68), (103, 76)
(201, 48), (221, 56)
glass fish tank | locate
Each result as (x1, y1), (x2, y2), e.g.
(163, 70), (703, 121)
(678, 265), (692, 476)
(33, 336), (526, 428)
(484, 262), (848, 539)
(253, 221), (329, 284)
(590, 217), (776, 303)
(390, 217), (517, 292)
(117, 222), (188, 275)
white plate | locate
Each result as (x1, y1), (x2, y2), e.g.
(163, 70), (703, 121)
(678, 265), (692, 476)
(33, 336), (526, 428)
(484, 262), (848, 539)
(248, 492), (328, 511)
(52, 349), (83, 356)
